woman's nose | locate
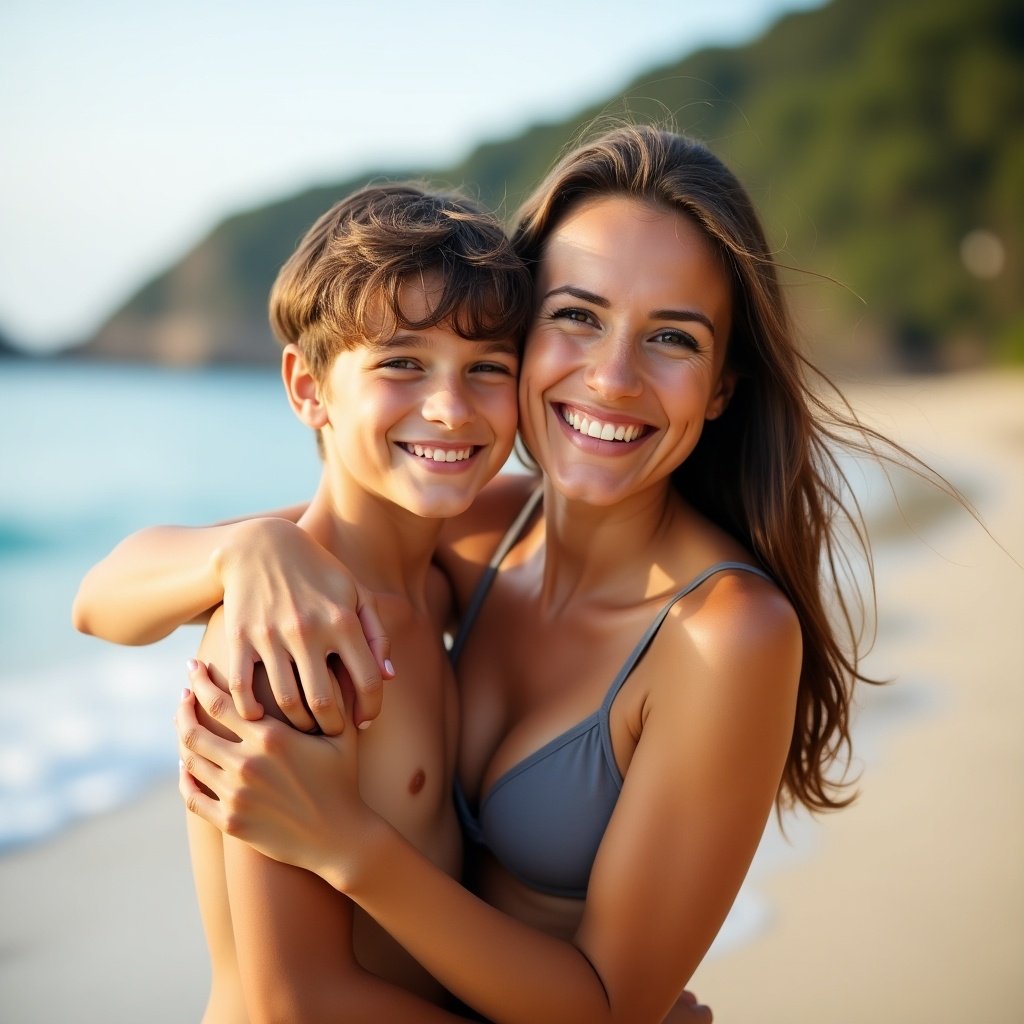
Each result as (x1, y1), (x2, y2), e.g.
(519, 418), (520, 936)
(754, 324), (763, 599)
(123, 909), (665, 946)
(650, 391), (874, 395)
(583, 334), (642, 400)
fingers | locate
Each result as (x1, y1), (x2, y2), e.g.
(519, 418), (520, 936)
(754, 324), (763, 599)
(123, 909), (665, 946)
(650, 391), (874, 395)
(186, 658), (249, 740)
(357, 588), (395, 681)
(261, 648), (318, 733)
(175, 679), (230, 785)
(178, 758), (224, 829)
(226, 644), (264, 722)
(336, 587), (390, 728)
(286, 649), (342, 736)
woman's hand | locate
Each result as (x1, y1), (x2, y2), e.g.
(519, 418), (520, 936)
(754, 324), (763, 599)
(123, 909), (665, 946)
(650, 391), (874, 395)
(664, 990), (712, 1023)
(215, 517), (394, 733)
(176, 658), (371, 885)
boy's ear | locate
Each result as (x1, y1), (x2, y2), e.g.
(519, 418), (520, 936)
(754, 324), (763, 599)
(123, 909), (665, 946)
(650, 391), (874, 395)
(705, 367), (737, 421)
(282, 344), (329, 429)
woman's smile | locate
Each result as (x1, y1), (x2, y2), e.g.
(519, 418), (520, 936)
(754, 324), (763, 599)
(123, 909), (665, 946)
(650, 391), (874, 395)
(557, 403), (650, 444)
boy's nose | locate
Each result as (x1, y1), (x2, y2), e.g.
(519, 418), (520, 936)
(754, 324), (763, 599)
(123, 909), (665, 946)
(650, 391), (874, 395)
(422, 384), (473, 429)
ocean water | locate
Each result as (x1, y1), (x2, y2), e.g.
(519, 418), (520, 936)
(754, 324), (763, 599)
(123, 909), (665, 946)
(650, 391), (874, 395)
(0, 360), (322, 851)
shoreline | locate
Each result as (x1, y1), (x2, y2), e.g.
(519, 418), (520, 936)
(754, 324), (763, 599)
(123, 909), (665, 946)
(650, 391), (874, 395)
(2, 370), (1021, 1022)
(690, 370), (1024, 1021)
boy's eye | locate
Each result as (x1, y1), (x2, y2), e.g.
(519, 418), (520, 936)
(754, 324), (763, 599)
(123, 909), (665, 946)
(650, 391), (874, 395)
(379, 358), (420, 371)
(471, 361), (516, 375)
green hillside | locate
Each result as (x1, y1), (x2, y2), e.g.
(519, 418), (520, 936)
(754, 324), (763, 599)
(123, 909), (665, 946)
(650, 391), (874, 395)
(78, 0), (1023, 370)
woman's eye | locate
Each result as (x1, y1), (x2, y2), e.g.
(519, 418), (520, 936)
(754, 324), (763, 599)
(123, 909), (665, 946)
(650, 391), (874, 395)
(551, 307), (595, 326)
(652, 330), (700, 352)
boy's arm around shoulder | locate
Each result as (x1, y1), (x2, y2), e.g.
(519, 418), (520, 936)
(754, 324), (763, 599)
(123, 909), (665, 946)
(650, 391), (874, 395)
(72, 503), (308, 645)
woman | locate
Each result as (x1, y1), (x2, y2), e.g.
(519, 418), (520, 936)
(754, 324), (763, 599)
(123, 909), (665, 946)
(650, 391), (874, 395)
(82, 125), (889, 1022)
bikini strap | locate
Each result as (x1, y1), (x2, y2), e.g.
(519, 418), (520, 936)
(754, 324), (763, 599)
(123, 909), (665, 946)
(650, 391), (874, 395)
(449, 486), (544, 665)
(600, 561), (775, 711)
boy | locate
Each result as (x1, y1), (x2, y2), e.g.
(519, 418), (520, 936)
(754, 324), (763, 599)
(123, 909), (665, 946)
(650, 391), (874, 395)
(78, 184), (530, 1020)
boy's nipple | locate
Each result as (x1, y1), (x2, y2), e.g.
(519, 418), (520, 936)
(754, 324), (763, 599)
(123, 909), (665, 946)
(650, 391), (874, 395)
(408, 768), (426, 795)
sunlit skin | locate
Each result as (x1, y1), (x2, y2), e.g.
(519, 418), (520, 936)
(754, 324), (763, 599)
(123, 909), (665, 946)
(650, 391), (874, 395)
(77, 192), (792, 1023)
(454, 197), (746, 944)
(153, 198), (795, 1024)
(184, 275), (521, 1021)
(518, 196), (735, 513)
(312, 276), (520, 537)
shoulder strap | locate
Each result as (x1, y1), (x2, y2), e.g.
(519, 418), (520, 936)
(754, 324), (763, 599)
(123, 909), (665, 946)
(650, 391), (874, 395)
(449, 486), (543, 665)
(601, 561), (774, 710)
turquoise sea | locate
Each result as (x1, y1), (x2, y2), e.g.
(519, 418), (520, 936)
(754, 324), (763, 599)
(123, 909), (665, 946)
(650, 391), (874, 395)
(0, 359), (323, 851)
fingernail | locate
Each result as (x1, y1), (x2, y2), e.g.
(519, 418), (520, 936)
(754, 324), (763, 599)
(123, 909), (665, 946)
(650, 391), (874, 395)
(178, 758), (184, 770)
(358, 720), (372, 730)
(383, 659), (395, 677)
(182, 687), (191, 699)
(186, 658), (199, 672)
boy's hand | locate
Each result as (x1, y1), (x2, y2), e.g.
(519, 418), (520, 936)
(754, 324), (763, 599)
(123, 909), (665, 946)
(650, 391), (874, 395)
(216, 518), (394, 734)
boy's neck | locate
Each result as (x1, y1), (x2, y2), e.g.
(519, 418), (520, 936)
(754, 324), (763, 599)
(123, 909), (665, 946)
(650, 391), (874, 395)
(298, 476), (443, 601)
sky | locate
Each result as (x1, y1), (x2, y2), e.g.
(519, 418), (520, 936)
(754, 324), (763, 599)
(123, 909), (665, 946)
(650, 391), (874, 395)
(1, 0), (825, 353)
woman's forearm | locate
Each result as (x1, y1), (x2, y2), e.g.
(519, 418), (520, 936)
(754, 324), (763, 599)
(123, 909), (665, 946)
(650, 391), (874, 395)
(72, 506), (306, 645)
(337, 818), (613, 1024)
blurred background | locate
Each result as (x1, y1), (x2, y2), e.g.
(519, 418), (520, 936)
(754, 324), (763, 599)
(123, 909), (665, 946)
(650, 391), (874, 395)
(1, 0), (1021, 1020)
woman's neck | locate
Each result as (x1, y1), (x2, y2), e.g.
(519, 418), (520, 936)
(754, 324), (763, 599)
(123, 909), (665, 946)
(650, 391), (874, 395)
(536, 479), (686, 615)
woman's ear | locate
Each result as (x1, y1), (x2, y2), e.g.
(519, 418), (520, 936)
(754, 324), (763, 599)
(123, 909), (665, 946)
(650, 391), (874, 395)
(705, 368), (737, 421)
(282, 344), (329, 429)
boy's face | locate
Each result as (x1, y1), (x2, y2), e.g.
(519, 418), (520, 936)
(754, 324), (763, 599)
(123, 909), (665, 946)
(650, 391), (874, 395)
(319, 273), (520, 520)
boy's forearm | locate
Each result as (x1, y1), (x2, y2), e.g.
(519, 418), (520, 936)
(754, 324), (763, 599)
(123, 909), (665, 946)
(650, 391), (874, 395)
(72, 524), (231, 644)
(72, 504), (308, 646)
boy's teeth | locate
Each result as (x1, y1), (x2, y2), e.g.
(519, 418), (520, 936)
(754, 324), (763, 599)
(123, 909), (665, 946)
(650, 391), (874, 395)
(408, 444), (472, 462)
(562, 407), (642, 443)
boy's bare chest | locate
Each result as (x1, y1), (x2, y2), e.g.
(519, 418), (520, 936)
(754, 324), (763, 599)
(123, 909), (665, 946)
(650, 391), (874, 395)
(356, 600), (459, 861)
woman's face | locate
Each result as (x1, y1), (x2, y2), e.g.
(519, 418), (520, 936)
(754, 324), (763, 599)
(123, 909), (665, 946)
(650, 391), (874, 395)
(518, 195), (734, 508)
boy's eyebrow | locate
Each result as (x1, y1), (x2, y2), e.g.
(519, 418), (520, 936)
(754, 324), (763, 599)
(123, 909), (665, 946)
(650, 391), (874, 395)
(542, 284), (716, 337)
(377, 333), (519, 355)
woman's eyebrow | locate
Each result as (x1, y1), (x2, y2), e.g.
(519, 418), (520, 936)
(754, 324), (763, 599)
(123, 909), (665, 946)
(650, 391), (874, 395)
(542, 285), (609, 308)
(543, 285), (716, 336)
(650, 307), (716, 337)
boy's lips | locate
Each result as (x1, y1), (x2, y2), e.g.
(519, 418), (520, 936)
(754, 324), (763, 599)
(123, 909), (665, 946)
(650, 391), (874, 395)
(556, 403), (651, 443)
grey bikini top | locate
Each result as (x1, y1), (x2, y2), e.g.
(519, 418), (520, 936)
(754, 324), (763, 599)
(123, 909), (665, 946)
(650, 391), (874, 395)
(451, 489), (773, 899)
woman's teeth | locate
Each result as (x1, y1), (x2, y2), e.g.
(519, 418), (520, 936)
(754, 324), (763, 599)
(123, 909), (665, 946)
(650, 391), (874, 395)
(561, 407), (644, 442)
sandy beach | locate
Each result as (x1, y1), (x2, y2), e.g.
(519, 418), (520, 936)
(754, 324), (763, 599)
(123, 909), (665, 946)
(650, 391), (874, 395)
(1, 370), (1021, 1023)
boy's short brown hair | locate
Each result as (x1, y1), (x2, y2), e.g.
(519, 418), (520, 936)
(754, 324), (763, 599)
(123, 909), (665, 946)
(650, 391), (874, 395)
(269, 183), (533, 382)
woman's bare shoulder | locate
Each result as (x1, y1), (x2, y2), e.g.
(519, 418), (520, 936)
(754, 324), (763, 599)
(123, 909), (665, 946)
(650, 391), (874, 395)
(656, 566), (802, 707)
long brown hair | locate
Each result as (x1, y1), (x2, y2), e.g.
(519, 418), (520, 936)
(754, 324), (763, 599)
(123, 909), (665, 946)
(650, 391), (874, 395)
(514, 123), (916, 814)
